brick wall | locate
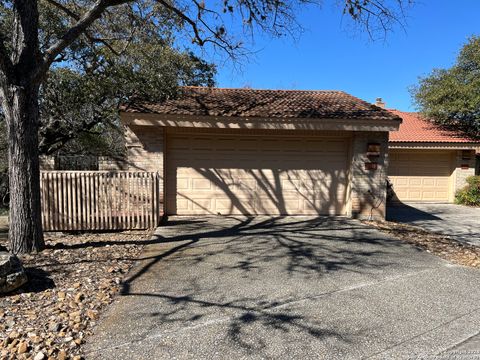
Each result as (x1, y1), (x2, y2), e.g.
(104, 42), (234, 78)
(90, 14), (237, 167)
(98, 156), (128, 171)
(348, 131), (389, 220)
(125, 125), (390, 220)
(453, 149), (476, 193)
(125, 125), (165, 196)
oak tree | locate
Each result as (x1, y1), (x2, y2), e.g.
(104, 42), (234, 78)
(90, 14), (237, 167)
(0, 0), (412, 253)
(413, 36), (480, 139)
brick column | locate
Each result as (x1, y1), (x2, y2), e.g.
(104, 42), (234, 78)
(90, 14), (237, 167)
(348, 131), (389, 220)
(453, 149), (476, 193)
(125, 125), (165, 214)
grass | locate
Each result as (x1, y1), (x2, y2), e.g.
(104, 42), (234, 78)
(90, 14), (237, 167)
(0, 207), (7, 216)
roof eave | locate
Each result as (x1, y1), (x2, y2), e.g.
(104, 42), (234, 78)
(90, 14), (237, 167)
(389, 141), (480, 150)
(120, 112), (401, 132)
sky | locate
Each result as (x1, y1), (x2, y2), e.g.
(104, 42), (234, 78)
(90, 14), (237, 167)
(214, 1), (480, 111)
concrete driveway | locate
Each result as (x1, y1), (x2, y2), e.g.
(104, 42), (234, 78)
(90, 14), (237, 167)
(387, 203), (480, 247)
(86, 216), (480, 359)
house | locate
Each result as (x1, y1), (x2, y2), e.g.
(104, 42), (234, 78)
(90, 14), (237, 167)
(383, 105), (478, 203)
(121, 87), (401, 220)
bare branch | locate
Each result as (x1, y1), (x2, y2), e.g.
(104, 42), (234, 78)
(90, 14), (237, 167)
(155, 0), (243, 58)
(43, 0), (122, 56)
(36, 0), (130, 81)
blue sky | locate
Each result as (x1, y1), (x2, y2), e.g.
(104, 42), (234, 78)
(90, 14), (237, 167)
(215, 1), (480, 111)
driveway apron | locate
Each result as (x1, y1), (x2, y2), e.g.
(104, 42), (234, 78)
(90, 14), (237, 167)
(85, 216), (480, 359)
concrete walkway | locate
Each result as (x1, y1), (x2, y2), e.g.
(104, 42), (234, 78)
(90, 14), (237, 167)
(86, 216), (480, 359)
(387, 203), (480, 247)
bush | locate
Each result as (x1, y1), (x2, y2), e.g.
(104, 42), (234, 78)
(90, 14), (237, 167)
(455, 176), (480, 206)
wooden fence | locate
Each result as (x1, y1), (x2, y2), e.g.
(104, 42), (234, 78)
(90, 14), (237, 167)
(40, 171), (161, 231)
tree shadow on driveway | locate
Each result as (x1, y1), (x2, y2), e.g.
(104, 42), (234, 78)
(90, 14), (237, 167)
(108, 216), (418, 353)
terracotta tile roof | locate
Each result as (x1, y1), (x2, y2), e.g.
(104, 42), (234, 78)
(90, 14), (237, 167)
(389, 110), (475, 143)
(122, 86), (401, 121)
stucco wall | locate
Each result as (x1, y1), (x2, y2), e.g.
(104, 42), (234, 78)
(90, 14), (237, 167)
(348, 131), (389, 220)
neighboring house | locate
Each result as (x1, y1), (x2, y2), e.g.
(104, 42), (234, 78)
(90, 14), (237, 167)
(385, 108), (479, 203)
(121, 87), (401, 220)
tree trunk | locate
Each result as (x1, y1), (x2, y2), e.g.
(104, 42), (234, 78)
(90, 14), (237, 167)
(2, 84), (44, 253)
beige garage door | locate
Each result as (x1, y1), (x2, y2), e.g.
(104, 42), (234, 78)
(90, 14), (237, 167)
(166, 132), (349, 215)
(388, 150), (453, 202)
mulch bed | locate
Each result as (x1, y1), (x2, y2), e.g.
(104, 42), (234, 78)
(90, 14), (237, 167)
(0, 230), (152, 360)
(365, 220), (480, 268)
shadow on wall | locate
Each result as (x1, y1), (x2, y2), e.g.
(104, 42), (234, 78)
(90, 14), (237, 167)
(117, 216), (408, 353)
(172, 167), (348, 216)
(166, 134), (350, 216)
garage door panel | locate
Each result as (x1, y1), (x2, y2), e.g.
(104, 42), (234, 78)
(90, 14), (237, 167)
(177, 178), (190, 190)
(176, 197), (191, 212)
(167, 134), (348, 215)
(388, 150), (453, 202)
(192, 178), (212, 190)
(436, 179), (449, 187)
(191, 198), (214, 211)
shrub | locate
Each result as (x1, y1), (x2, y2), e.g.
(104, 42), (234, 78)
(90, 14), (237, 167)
(455, 176), (480, 206)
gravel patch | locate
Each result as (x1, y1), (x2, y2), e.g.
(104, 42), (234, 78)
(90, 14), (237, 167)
(0, 230), (152, 360)
(365, 220), (480, 268)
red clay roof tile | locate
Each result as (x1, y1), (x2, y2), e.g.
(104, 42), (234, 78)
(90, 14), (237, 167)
(388, 110), (475, 143)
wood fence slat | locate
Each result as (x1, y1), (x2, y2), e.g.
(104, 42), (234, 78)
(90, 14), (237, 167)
(40, 171), (159, 231)
(140, 172), (145, 229)
(102, 173), (106, 230)
(95, 172), (99, 231)
(57, 174), (62, 231)
(53, 173), (58, 231)
(132, 172), (137, 229)
(80, 173), (86, 231)
(86, 173), (91, 231)
(73, 173), (78, 230)
(120, 173), (125, 229)
(126, 172), (131, 229)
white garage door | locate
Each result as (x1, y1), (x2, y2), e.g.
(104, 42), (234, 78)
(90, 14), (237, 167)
(166, 132), (349, 215)
(388, 150), (453, 202)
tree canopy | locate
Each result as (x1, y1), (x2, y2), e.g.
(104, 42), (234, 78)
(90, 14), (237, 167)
(39, 44), (216, 156)
(412, 36), (480, 139)
(1, 1), (216, 157)
(0, 0), (413, 253)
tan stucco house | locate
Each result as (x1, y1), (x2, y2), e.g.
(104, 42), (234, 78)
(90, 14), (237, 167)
(121, 87), (401, 220)
(387, 109), (478, 203)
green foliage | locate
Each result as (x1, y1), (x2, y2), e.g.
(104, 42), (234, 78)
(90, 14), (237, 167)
(0, 1), (216, 157)
(0, 0), (411, 157)
(455, 176), (480, 207)
(39, 44), (216, 156)
(412, 36), (480, 139)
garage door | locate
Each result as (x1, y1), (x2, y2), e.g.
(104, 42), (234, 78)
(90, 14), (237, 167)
(166, 133), (349, 215)
(388, 150), (453, 202)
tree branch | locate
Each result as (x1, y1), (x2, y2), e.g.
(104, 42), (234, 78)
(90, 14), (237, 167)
(155, 0), (241, 57)
(35, 0), (130, 82)
(43, 0), (122, 56)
